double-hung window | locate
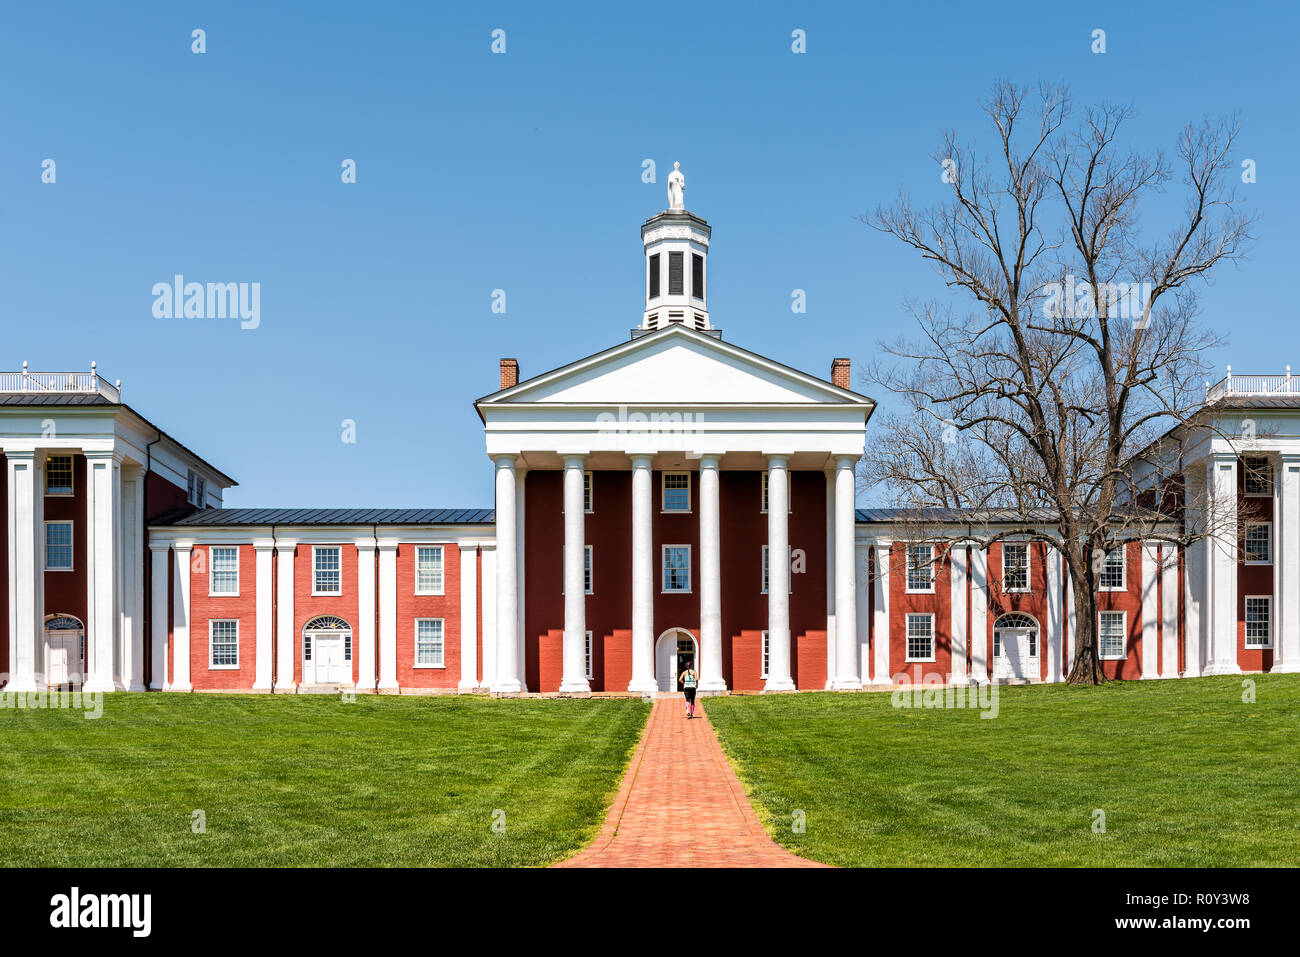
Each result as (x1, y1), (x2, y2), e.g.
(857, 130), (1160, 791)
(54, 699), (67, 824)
(662, 472), (691, 512)
(45, 521), (73, 571)
(1244, 523), (1272, 564)
(760, 472), (793, 513)
(416, 545), (444, 594)
(209, 619), (239, 669)
(313, 546), (342, 595)
(415, 618), (445, 667)
(1002, 543), (1030, 592)
(1245, 597), (1272, 648)
(1243, 457), (1273, 496)
(760, 630), (770, 680)
(585, 630), (594, 680)
(583, 471), (594, 513)
(662, 545), (691, 593)
(210, 546), (239, 595)
(1098, 611), (1126, 659)
(906, 544), (934, 592)
(1099, 547), (1126, 590)
(906, 614), (935, 662)
(45, 455), (73, 495)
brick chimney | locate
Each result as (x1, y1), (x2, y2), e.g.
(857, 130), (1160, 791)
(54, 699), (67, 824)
(499, 358), (519, 390)
(830, 358), (851, 390)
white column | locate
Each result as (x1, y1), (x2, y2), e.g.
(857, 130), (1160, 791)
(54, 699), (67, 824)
(1204, 453), (1242, 675)
(871, 540), (891, 684)
(856, 544), (871, 682)
(1066, 564), (1078, 673)
(356, 539), (376, 690)
(274, 539), (296, 691)
(560, 455), (591, 693)
(1161, 546), (1180, 677)
(458, 543), (479, 690)
(1045, 546), (1063, 682)
(515, 467), (527, 691)
(830, 456), (860, 689)
(119, 465), (146, 690)
(970, 547), (988, 683)
(149, 542), (169, 689)
(950, 545), (969, 685)
(84, 451), (121, 693)
(1141, 541), (1160, 680)
(5, 450), (44, 692)
(1275, 454), (1300, 672)
(378, 540), (399, 690)
(171, 542), (193, 691)
(493, 455), (522, 693)
(252, 540), (274, 690)
(628, 456), (656, 693)
(824, 469), (837, 689)
(481, 545), (498, 688)
(698, 455), (727, 692)
(764, 455), (795, 691)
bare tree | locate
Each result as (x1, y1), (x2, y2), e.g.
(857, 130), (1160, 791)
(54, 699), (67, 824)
(864, 81), (1256, 684)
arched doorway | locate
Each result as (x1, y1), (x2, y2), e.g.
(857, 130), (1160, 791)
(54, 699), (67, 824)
(655, 628), (698, 693)
(993, 613), (1039, 682)
(303, 616), (353, 685)
(44, 615), (85, 689)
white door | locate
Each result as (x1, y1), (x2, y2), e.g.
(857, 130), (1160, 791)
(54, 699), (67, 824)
(656, 636), (677, 693)
(312, 635), (346, 684)
(1002, 631), (1024, 680)
(47, 642), (70, 687)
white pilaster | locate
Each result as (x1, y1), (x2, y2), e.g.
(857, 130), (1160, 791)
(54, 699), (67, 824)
(149, 542), (169, 689)
(1045, 546), (1063, 682)
(1275, 454), (1300, 672)
(515, 466), (527, 691)
(356, 539), (376, 691)
(698, 455), (727, 692)
(458, 543), (479, 690)
(481, 544), (498, 688)
(1204, 453), (1242, 675)
(5, 450), (44, 692)
(970, 547), (988, 683)
(830, 456), (860, 689)
(84, 450), (121, 693)
(120, 466), (146, 691)
(824, 469), (837, 689)
(950, 544), (969, 685)
(274, 539), (296, 691)
(871, 540), (891, 684)
(1066, 564), (1078, 673)
(171, 542), (193, 691)
(1161, 546), (1180, 677)
(764, 455), (795, 691)
(628, 455), (657, 693)
(856, 543), (871, 682)
(378, 540), (399, 690)
(1141, 542), (1160, 680)
(253, 540), (274, 690)
(493, 455), (522, 693)
(560, 455), (591, 693)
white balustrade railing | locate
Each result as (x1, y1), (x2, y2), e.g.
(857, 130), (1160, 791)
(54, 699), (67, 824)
(1205, 368), (1298, 403)
(0, 367), (121, 402)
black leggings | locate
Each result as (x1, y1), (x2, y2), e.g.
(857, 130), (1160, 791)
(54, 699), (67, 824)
(684, 687), (697, 704)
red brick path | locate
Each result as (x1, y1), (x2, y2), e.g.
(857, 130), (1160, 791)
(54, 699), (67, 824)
(555, 697), (826, 867)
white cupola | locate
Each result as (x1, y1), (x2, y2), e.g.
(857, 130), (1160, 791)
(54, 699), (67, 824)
(642, 162), (712, 332)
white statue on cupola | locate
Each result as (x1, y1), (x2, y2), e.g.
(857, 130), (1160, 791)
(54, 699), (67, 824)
(667, 162), (685, 211)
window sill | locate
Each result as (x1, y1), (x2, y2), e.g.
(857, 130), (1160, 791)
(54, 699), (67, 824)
(209, 592), (241, 599)
(661, 510), (693, 516)
(1243, 560), (1272, 566)
(45, 567), (75, 573)
(412, 663), (447, 669)
(414, 591), (446, 597)
(1098, 586), (1127, 593)
(662, 589), (693, 595)
(905, 588), (936, 595)
(208, 664), (240, 671)
(1244, 643), (1272, 650)
(905, 657), (937, 664)
(312, 591), (343, 598)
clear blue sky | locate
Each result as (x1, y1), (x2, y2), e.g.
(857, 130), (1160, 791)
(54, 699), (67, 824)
(2, 1), (1295, 507)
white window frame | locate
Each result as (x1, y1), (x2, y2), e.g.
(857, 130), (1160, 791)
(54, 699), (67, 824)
(760, 630), (770, 680)
(906, 543), (935, 593)
(1243, 457), (1273, 497)
(1243, 523), (1272, 565)
(760, 544), (792, 595)
(209, 618), (240, 670)
(312, 545), (343, 596)
(905, 613), (935, 663)
(44, 521), (74, 572)
(1001, 542), (1030, 593)
(186, 470), (207, 508)
(661, 471), (691, 513)
(415, 545), (445, 595)
(44, 454), (74, 496)
(414, 617), (445, 668)
(1098, 610), (1127, 660)
(662, 544), (692, 593)
(209, 545), (240, 596)
(585, 544), (594, 594)
(585, 630), (594, 680)
(760, 472), (792, 514)
(1244, 596), (1272, 649)
(1098, 546), (1126, 591)
(584, 471), (594, 513)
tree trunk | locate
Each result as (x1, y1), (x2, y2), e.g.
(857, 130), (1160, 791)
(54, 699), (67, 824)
(1065, 571), (1107, 685)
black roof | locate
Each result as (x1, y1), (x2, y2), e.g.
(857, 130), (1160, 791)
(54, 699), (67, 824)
(158, 507), (494, 527)
(0, 394), (115, 406)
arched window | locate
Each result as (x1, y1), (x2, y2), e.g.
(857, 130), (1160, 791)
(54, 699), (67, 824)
(993, 613), (1039, 657)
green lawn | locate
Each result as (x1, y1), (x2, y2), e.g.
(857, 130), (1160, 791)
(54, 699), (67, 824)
(0, 693), (648, 867)
(706, 675), (1300, 866)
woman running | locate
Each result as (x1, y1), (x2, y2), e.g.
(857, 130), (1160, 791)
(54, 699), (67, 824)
(678, 665), (699, 718)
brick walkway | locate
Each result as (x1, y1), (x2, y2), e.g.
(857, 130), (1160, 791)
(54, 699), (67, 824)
(555, 696), (826, 867)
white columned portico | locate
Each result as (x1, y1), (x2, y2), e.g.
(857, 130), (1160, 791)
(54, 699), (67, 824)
(253, 540), (274, 691)
(560, 455), (591, 693)
(824, 470), (837, 689)
(148, 542), (170, 689)
(764, 455), (795, 691)
(871, 539), (891, 684)
(515, 466), (527, 691)
(950, 544), (969, 685)
(1045, 546), (1063, 682)
(84, 450), (122, 693)
(970, 547), (989, 683)
(830, 455), (860, 689)
(1141, 542), (1161, 680)
(274, 539), (296, 691)
(493, 455), (522, 693)
(1160, 546), (1180, 678)
(1275, 454), (1300, 672)
(378, 540), (399, 690)
(171, 542), (193, 691)
(356, 538), (377, 691)
(628, 455), (657, 693)
(1204, 452), (1242, 675)
(698, 454), (727, 692)
(458, 543), (479, 690)
(5, 450), (44, 692)
(120, 465), (146, 690)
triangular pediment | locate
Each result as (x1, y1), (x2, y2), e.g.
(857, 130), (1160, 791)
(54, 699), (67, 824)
(479, 327), (871, 408)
